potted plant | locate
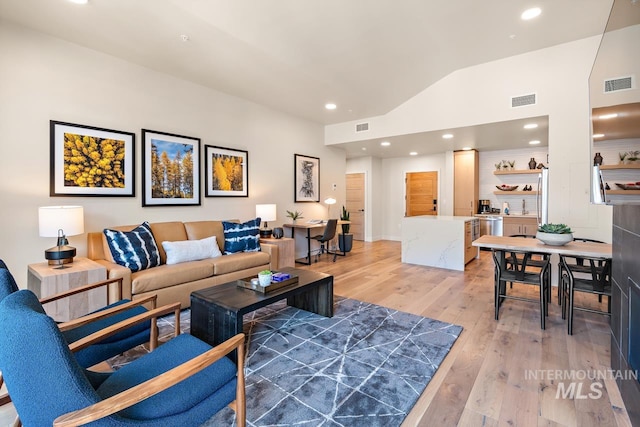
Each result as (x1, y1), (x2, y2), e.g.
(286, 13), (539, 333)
(258, 269), (273, 286)
(536, 223), (573, 246)
(286, 210), (303, 224)
(339, 205), (353, 253)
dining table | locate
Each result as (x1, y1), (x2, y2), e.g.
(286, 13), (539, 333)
(472, 235), (612, 259)
(472, 234), (612, 317)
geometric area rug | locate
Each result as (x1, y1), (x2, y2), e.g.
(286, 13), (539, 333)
(109, 297), (462, 427)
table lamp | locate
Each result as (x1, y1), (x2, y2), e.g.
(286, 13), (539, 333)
(256, 204), (276, 238)
(324, 197), (336, 219)
(38, 205), (84, 268)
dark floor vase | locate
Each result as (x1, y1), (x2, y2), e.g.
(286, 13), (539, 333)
(339, 233), (353, 253)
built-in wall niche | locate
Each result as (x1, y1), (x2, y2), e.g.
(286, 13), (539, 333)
(589, 0), (640, 204)
(478, 147), (548, 212)
(594, 138), (640, 200)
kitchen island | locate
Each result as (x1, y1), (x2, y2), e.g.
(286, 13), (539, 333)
(401, 215), (479, 271)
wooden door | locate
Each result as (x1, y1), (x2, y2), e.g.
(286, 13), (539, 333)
(345, 173), (365, 241)
(405, 171), (438, 216)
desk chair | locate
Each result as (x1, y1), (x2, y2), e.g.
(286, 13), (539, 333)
(0, 290), (245, 427)
(492, 249), (551, 329)
(308, 219), (338, 262)
(560, 254), (611, 335)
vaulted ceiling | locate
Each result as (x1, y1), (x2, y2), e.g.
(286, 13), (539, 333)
(0, 0), (613, 127)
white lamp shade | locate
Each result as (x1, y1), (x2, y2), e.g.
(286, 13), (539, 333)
(324, 197), (337, 205)
(255, 204), (276, 222)
(39, 206), (85, 237)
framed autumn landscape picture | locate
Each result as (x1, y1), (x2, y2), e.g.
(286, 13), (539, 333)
(205, 145), (248, 197)
(142, 129), (201, 206)
(50, 121), (135, 197)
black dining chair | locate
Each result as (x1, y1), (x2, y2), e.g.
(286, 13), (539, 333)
(492, 248), (551, 329)
(308, 219), (338, 262)
(559, 254), (611, 335)
(506, 234), (551, 300)
(557, 237), (606, 306)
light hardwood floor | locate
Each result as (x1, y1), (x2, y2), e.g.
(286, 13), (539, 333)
(0, 240), (631, 426)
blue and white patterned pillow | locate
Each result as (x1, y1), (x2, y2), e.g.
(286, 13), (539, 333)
(104, 222), (161, 272)
(222, 218), (261, 254)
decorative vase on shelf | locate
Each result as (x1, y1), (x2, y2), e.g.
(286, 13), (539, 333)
(528, 158), (537, 169)
(594, 152), (603, 166)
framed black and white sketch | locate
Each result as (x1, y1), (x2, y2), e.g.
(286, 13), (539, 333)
(204, 145), (248, 197)
(142, 129), (201, 206)
(49, 120), (135, 197)
(294, 154), (320, 202)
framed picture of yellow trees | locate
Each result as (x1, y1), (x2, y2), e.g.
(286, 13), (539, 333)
(142, 129), (201, 206)
(204, 145), (248, 197)
(50, 121), (135, 197)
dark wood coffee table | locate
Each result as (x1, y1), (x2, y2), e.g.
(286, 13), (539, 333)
(190, 268), (333, 361)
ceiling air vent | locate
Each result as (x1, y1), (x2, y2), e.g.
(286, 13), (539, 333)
(604, 76), (634, 93)
(511, 93), (536, 108)
(355, 122), (369, 133)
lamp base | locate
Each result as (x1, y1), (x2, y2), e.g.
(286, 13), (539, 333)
(259, 228), (273, 238)
(45, 245), (76, 269)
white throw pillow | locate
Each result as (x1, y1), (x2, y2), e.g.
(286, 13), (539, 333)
(162, 236), (222, 265)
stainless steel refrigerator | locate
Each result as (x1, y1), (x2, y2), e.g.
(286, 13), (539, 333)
(536, 168), (549, 226)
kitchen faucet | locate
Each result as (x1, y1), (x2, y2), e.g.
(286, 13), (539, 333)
(522, 199), (528, 215)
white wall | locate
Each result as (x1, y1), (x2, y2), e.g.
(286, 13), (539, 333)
(333, 36), (614, 243)
(0, 21), (346, 285)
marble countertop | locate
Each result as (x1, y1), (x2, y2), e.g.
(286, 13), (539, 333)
(474, 213), (537, 219)
(405, 215), (477, 221)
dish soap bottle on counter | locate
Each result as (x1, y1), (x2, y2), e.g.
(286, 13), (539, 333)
(503, 202), (510, 215)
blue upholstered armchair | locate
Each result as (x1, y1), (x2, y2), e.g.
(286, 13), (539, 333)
(0, 290), (246, 426)
(0, 260), (158, 368)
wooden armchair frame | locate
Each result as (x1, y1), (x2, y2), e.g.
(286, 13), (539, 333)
(53, 332), (246, 427)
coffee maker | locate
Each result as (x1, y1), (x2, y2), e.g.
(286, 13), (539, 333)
(478, 200), (491, 214)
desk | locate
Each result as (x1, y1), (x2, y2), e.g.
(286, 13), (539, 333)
(283, 223), (325, 265)
(283, 221), (351, 265)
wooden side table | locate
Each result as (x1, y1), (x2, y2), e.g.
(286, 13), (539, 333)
(27, 257), (107, 322)
(260, 237), (295, 269)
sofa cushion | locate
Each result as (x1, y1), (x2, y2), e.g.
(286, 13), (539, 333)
(184, 221), (226, 252)
(162, 236), (222, 265)
(148, 222), (189, 264)
(103, 222), (161, 272)
(222, 218), (261, 254)
(130, 260), (214, 294)
(206, 251), (271, 275)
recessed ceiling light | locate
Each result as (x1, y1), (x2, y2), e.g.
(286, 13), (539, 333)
(592, 133), (605, 138)
(523, 123), (538, 129)
(380, 141), (391, 146)
(180, 34), (190, 42)
(462, 147), (472, 151)
(361, 147), (367, 151)
(68, 0), (89, 4)
(442, 134), (453, 139)
(529, 140), (541, 145)
(521, 7), (541, 20)
(599, 113), (618, 120)
(325, 103), (337, 110)
(409, 151), (418, 156)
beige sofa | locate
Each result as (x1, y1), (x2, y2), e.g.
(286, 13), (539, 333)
(87, 220), (278, 308)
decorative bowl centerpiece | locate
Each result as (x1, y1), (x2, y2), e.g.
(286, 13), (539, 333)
(615, 182), (640, 190)
(536, 223), (573, 246)
(495, 184), (519, 191)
